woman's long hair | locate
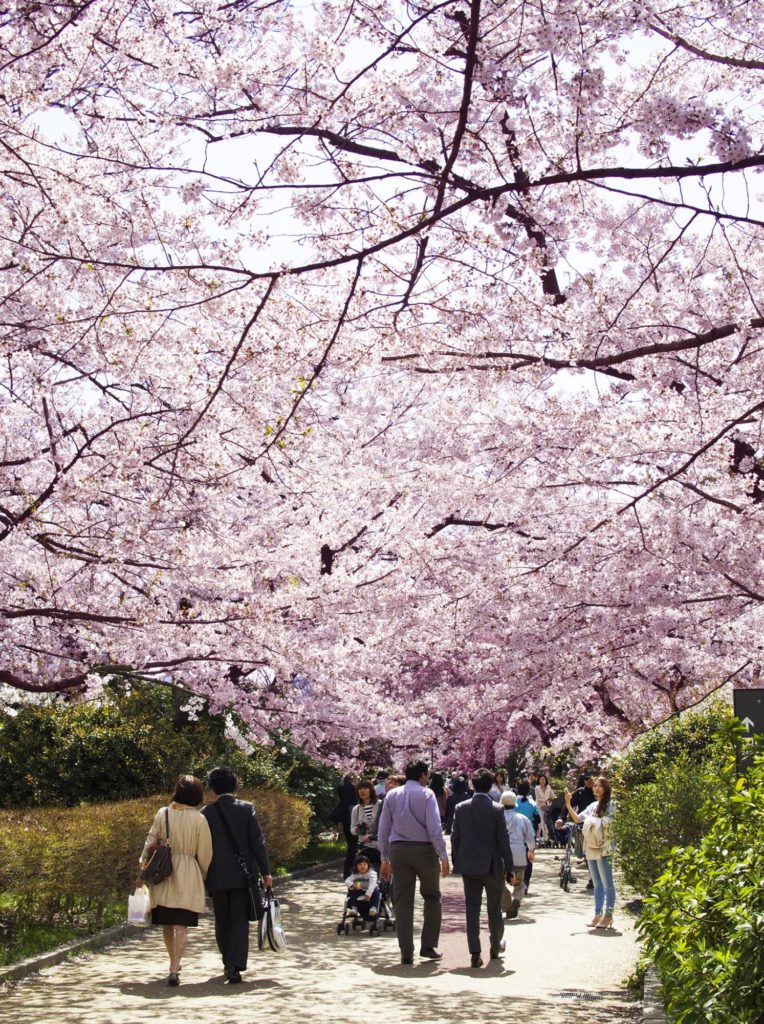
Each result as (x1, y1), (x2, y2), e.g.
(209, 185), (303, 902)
(594, 776), (612, 817)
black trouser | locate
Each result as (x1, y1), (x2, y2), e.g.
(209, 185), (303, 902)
(210, 888), (251, 972)
(462, 872), (505, 955)
(342, 821), (359, 878)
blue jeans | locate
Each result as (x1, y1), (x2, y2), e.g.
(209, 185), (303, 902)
(588, 856), (615, 915)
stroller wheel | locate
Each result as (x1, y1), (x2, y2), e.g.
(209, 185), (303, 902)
(352, 918), (359, 930)
(344, 923), (351, 935)
(336, 923), (344, 935)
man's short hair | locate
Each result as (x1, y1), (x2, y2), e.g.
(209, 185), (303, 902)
(516, 780), (531, 796)
(471, 768), (494, 793)
(404, 760), (429, 781)
(208, 766), (238, 795)
(583, 772), (594, 781)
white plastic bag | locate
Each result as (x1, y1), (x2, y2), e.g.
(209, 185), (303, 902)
(259, 889), (287, 952)
(128, 886), (151, 927)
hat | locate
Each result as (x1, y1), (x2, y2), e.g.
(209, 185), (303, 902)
(500, 791), (517, 807)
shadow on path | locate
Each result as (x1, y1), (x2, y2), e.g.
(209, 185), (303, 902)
(0, 850), (640, 1024)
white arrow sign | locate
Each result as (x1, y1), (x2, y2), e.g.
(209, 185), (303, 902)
(741, 716), (755, 732)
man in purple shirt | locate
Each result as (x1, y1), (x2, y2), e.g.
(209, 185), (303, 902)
(377, 760), (450, 964)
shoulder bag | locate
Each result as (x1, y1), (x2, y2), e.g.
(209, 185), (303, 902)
(212, 801), (265, 922)
(141, 808), (173, 886)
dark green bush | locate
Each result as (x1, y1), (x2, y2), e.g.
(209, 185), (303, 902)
(270, 731), (342, 837)
(609, 698), (734, 792)
(606, 700), (736, 895)
(0, 682), (285, 807)
(638, 756), (764, 1024)
(611, 754), (718, 896)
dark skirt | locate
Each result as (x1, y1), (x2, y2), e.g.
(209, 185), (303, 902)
(151, 906), (199, 927)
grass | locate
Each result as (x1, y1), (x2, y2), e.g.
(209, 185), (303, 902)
(0, 902), (126, 969)
(280, 836), (345, 872)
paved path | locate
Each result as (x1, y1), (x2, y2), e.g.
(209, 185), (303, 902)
(1, 849), (640, 1023)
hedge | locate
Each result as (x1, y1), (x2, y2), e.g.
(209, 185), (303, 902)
(0, 788), (310, 928)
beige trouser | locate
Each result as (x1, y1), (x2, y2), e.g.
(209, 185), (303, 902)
(389, 842), (442, 958)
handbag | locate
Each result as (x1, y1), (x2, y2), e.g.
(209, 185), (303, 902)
(141, 808), (173, 885)
(582, 815), (605, 849)
(259, 887), (287, 952)
(212, 801), (265, 922)
(127, 885), (152, 927)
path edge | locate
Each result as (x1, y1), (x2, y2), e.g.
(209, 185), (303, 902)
(642, 964), (668, 1023)
(0, 858), (343, 985)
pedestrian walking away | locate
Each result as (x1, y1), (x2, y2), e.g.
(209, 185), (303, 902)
(499, 790), (534, 920)
(451, 768), (514, 968)
(377, 759), (450, 964)
(335, 771), (360, 878)
(137, 774), (213, 986)
(201, 766), (273, 983)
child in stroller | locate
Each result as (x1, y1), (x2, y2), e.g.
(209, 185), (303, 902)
(337, 853), (395, 936)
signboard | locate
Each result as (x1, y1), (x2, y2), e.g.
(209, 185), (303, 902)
(733, 689), (764, 773)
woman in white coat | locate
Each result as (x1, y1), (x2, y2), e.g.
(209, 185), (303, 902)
(564, 776), (616, 929)
(139, 775), (213, 985)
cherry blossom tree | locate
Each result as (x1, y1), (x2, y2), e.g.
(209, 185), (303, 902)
(1, 0), (763, 763)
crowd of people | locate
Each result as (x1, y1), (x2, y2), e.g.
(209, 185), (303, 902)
(135, 760), (616, 983)
(332, 761), (617, 966)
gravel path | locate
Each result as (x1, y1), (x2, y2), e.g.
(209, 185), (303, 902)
(1, 848), (641, 1024)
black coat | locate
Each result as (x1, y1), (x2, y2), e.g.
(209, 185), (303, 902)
(201, 794), (270, 891)
(450, 793), (514, 878)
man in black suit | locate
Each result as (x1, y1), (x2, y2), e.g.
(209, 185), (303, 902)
(201, 766), (272, 983)
(451, 767), (514, 968)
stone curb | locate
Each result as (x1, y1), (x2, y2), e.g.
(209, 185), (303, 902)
(0, 922), (146, 986)
(642, 964), (668, 1023)
(0, 858), (344, 986)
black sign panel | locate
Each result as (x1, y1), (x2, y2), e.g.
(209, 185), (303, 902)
(733, 689), (764, 774)
(733, 689), (764, 735)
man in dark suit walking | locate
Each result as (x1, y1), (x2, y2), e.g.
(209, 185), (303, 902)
(451, 767), (514, 968)
(201, 766), (272, 983)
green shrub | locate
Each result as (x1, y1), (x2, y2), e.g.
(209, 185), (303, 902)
(609, 699), (735, 792)
(638, 756), (764, 1024)
(606, 700), (737, 895)
(611, 754), (719, 895)
(0, 788), (310, 930)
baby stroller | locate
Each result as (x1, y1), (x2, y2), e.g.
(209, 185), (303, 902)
(557, 822), (579, 892)
(336, 877), (396, 937)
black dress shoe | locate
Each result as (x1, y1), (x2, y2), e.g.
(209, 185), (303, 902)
(401, 955), (414, 965)
(490, 939), (506, 959)
(419, 947), (442, 960)
(470, 953), (483, 969)
(226, 969), (242, 984)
